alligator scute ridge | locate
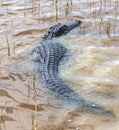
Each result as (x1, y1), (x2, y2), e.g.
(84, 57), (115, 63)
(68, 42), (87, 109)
(32, 20), (115, 118)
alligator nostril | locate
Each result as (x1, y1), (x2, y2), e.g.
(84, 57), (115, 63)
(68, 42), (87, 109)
(75, 20), (82, 25)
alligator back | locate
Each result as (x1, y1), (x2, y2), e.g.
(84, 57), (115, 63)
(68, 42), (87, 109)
(32, 40), (115, 118)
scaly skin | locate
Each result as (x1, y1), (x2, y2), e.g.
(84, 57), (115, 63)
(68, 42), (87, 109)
(32, 20), (115, 118)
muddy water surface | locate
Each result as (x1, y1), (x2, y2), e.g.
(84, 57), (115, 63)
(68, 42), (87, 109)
(0, 0), (119, 130)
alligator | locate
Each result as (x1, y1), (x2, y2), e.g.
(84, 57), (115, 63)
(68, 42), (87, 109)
(32, 20), (115, 118)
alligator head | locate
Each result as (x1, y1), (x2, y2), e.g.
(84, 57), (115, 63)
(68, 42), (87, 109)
(43, 20), (82, 40)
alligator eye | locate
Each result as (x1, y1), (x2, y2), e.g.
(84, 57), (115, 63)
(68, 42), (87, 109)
(49, 26), (54, 31)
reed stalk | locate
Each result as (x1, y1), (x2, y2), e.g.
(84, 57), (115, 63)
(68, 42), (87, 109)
(27, 81), (31, 104)
(24, 0), (27, 17)
(55, 0), (58, 22)
(71, 0), (72, 6)
(0, 102), (7, 130)
(114, 0), (118, 36)
(32, 69), (36, 94)
(32, 103), (38, 130)
(82, 27), (85, 36)
(5, 34), (10, 58)
(55, 0), (58, 4)
(70, 0), (73, 11)
(99, 17), (103, 36)
(38, 0), (40, 16)
(106, 19), (111, 37)
(65, 0), (69, 16)
(32, 0), (35, 15)
(100, 0), (102, 16)
(81, 98), (85, 112)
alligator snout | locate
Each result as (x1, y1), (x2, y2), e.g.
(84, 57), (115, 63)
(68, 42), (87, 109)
(66, 20), (82, 32)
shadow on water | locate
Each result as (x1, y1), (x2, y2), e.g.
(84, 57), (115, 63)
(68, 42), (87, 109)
(0, 0), (119, 130)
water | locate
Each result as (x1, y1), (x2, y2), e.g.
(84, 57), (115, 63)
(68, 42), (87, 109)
(0, 0), (119, 130)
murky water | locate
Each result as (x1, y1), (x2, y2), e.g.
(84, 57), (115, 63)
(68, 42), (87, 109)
(0, 0), (119, 130)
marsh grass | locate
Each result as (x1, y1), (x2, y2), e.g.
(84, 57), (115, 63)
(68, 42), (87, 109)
(27, 81), (31, 104)
(81, 98), (85, 112)
(100, 0), (102, 14)
(55, 0), (58, 4)
(38, 0), (40, 16)
(31, 103), (38, 130)
(0, 102), (7, 130)
(70, 0), (73, 12)
(31, 0), (35, 15)
(82, 27), (85, 36)
(114, 15), (117, 36)
(26, 70), (38, 130)
(114, 0), (118, 36)
(65, 0), (70, 16)
(55, 0), (58, 22)
(99, 17), (103, 36)
(5, 34), (10, 58)
(24, 0), (27, 16)
(106, 19), (111, 37)
(26, 69), (37, 103)
(70, 0), (72, 6)
(32, 69), (37, 94)
(24, 8), (26, 17)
